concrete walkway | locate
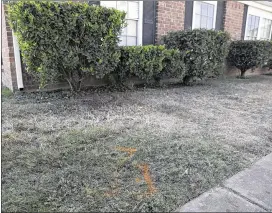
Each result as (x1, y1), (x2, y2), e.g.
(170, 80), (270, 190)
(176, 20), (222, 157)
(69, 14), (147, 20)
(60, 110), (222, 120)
(176, 153), (272, 212)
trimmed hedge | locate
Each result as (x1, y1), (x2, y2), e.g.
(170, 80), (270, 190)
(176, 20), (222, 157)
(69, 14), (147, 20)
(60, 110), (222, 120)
(228, 41), (272, 77)
(8, 1), (125, 91)
(113, 45), (186, 85)
(159, 48), (186, 81)
(10, 0), (270, 91)
(162, 29), (230, 84)
(268, 59), (272, 70)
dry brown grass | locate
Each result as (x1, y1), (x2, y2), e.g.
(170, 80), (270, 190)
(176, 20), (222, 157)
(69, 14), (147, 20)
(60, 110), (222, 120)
(2, 75), (272, 212)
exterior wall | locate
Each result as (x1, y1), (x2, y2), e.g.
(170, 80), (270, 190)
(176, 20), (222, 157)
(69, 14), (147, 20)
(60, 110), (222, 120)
(156, 1), (246, 41)
(223, 1), (245, 40)
(1, 4), (17, 91)
(156, 1), (185, 43)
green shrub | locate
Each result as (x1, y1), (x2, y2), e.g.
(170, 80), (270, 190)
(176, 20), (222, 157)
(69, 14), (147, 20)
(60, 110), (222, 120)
(159, 49), (186, 81)
(7, 1), (125, 91)
(268, 59), (272, 70)
(162, 29), (230, 84)
(228, 41), (272, 77)
(114, 45), (186, 84)
(117, 45), (165, 82)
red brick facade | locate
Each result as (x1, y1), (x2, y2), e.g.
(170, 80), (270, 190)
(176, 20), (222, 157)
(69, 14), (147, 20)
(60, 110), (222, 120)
(155, 1), (246, 41)
(156, 1), (185, 43)
(224, 1), (245, 40)
(2, 5), (17, 91)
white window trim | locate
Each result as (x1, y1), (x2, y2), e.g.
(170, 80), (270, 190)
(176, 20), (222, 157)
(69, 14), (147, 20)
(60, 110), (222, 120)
(244, 6), (272, 40)
(137, 1), (143, 46)
(238, 1), (272, 13)
(192, 1), (217, 30)
(100, 1), (143, 46)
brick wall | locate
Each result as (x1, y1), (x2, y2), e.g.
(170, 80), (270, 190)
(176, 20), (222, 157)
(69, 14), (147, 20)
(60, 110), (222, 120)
(224, 1), (245, 40)
(1, 4), (17, 91)
(156, 1), (246, 42)
(156, 1), (185, 43)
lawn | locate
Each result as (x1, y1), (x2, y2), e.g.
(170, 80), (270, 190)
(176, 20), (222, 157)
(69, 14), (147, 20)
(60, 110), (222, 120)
(2, 75), (272, 212)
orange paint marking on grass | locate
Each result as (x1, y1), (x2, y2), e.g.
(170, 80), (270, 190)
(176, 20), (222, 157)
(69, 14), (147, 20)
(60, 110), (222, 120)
(116, 146), (137, 157)
(137, 164), (157, 196)
(105, 147), (137, 198)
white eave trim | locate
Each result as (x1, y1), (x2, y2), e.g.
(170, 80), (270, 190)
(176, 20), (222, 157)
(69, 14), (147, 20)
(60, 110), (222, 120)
(238, 1), (272, 12)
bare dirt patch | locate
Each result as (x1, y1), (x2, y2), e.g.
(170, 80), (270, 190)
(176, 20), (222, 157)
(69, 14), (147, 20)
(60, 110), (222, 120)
(2, 75), (272, 212)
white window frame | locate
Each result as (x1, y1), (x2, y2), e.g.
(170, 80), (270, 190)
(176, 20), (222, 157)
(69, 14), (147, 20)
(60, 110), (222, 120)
(100, 1), (143, 46)
(245, 6), (272, 40)
(238, 1), (272, 13)
(192, 1), (217, 30)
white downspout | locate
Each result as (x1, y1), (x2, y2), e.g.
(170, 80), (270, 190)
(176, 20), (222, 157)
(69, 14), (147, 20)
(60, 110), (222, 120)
(12, 31), (24, 90)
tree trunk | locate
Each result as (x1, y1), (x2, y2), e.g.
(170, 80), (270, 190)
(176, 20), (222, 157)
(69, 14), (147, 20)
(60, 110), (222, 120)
(65, 69), (84, 93)
(183, 76), (193, 85)
(241, 70), (246, 78)
(66, 78), (81, 93)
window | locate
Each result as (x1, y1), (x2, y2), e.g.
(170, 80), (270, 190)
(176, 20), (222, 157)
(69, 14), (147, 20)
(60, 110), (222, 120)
(193, 1), (217, 30)
(260, 18), (272, 40)
(100, 1), (143, 46)
(245, 6), (272, 40)
(245, 15), (260, 40)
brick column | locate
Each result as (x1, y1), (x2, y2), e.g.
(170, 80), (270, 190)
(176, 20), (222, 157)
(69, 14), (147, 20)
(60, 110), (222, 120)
(156, 1), (185, 43)
(224, 1), (245, 40)
(2, 4), (17, 91)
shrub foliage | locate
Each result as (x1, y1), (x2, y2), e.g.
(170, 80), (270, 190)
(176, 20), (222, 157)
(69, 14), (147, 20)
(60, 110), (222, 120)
(114, 45), (186, 84)
(8, 1), (125, 91)
(162, 29), (230, 83)
(159, 48), (186, 80)
(228, 41), (272, 77)
(268, 59), (272, 70)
